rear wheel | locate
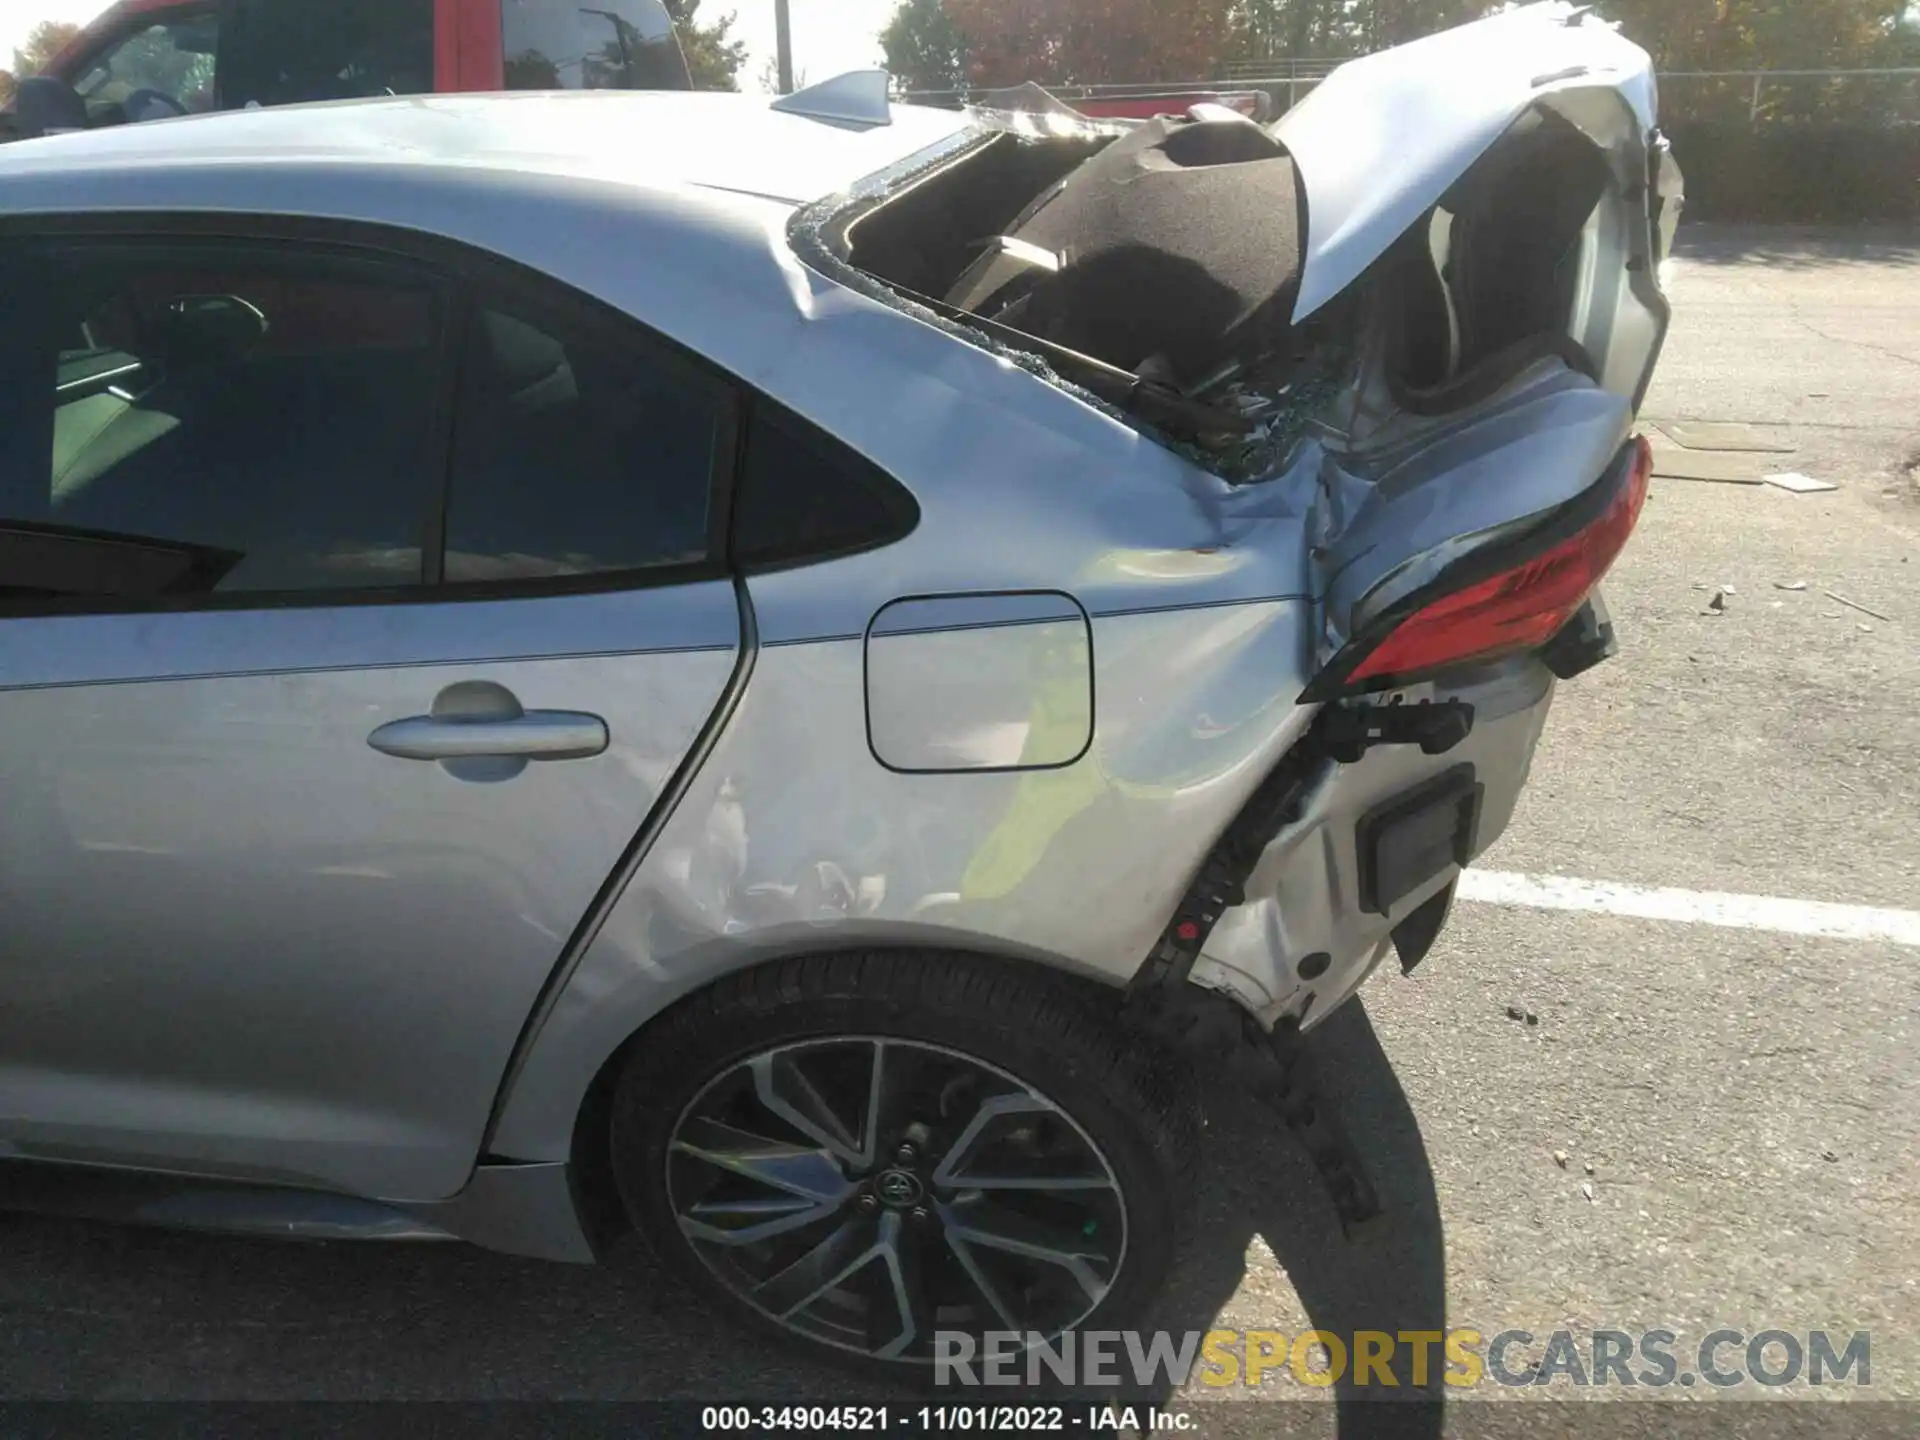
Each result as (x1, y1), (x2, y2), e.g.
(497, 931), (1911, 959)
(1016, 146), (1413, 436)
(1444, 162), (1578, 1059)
(606, 951), (1196, 1374)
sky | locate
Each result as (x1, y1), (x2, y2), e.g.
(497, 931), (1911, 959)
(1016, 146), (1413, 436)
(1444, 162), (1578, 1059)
(732, 0), (897, 91)
(1, 0), (899, 88)
(1, 0), (109, 69)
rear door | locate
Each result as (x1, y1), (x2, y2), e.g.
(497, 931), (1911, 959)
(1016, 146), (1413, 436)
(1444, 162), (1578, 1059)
(0, 219), (740, 1200)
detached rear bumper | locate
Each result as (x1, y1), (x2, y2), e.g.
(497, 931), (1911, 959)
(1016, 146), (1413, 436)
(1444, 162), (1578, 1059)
(1191, 654), (1555, 1027)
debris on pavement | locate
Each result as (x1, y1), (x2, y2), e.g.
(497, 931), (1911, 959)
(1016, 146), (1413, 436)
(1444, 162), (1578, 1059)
(1657, 421), (1797, 454)
(1774, 580), (1809, 591)
(1707, 590), (1728, 613)
(1554, 1149), (1570, 1168)
(1649, 446), (1769, 484)
(1583, 1161), (1596, 1176)
(1766, 471), (1839, 493)
(1826, 590), (1891, 622)
(1506, 1004), (1526, 1022)
(1823, 1150), (1840, 1163)
(1580, 1182), (1596, 1202)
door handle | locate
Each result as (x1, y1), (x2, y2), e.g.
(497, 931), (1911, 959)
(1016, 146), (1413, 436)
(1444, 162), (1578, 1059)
(368, 711), (608, 762)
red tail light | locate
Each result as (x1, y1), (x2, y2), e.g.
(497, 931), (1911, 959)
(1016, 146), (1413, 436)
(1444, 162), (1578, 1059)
(1328, 436), (1652, 694)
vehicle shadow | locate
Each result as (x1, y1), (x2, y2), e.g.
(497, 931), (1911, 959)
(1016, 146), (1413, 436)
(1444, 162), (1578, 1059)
(1127, 996), (1449, 1435)
(1673, 220), (1920, 270)
(0, 1002), (1444, 1433)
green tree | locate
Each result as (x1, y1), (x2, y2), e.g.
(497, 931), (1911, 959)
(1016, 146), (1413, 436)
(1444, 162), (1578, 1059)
(946, 0), (1236, 88)
(1222, 0), (1912, 69)
(1215, 2), (1914, 122)
(882, 0), (968, 93)
(2, 19), (85, 107)
(1599, 0), (1901, 69)
(755, 54), (806, 93)
(504, 51), (563, 88)
(1228, 0), (1350, 61)
(1366, 0), (1486, 47)
(665, 0), (748, 90)
(1597, 0), (1912, 120)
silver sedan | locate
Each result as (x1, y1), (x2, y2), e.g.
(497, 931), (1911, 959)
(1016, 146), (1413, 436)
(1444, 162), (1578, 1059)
(0, 4), (1674, 1374)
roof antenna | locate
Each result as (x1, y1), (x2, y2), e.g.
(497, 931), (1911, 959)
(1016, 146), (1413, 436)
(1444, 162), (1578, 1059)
(770, 70), (892, 128)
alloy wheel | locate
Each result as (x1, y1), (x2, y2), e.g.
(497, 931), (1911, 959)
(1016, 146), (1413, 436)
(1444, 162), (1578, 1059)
(665, 1036), (1128, 1361)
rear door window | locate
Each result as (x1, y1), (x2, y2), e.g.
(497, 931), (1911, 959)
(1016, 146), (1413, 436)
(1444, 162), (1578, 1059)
(732, 404), (920, 572)
(501, 0), (691, 91)
(220, 0), (434, 109)
(0, 237), (451, 607)
(441, 285), (725, 584)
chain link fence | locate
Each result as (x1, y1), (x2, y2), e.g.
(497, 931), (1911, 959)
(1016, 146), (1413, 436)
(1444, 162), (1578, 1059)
(1660, 69), (1920, 126)
(1656, 72), (1920, 222)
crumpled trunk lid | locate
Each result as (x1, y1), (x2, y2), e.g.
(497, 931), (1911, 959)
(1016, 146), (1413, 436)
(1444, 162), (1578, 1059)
(824, 1), (1677, 477)
(1276, 1), (1659, 323)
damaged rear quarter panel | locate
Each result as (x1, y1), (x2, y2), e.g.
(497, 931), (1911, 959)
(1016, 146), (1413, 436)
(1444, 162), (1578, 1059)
(1194, 654), (1556, 1026)
(487, 26), (1675, 1152)
(486, 162), (1343, 1164)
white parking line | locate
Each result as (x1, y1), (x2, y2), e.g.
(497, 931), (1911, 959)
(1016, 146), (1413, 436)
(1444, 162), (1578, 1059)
(1456, 870), (1920, 947)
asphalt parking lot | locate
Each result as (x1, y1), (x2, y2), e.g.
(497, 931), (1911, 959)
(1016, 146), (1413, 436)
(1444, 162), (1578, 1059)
(2, 225), (1916, 1431)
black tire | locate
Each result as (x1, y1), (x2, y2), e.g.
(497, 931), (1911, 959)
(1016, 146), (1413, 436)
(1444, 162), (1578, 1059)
(606, 950), (1199, 1380)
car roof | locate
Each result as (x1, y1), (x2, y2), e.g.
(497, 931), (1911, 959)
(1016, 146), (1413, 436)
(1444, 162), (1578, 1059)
(0, 89), (969, 209)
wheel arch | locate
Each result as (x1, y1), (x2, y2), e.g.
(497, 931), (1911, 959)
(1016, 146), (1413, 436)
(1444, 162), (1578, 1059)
(546, 939), (1137, 1255)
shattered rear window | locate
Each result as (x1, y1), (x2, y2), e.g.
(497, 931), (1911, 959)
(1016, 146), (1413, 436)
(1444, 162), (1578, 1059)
(794, 106), (1344, 482)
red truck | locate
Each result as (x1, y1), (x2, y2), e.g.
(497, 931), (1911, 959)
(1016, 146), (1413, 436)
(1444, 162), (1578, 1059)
(4, 0), (691, 140)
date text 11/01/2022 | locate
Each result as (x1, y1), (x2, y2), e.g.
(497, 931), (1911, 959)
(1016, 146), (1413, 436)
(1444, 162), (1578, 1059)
(701, 1408), (1192, 1433)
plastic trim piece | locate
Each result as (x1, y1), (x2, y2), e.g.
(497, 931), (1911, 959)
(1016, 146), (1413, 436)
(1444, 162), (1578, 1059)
(1354, 766), (1482, 917)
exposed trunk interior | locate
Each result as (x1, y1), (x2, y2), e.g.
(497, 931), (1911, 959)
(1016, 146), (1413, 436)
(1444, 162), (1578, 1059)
(842, 114), (1310, 402)
(833, 102), (1625, 477)
(1378, 107), (1613, 408)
